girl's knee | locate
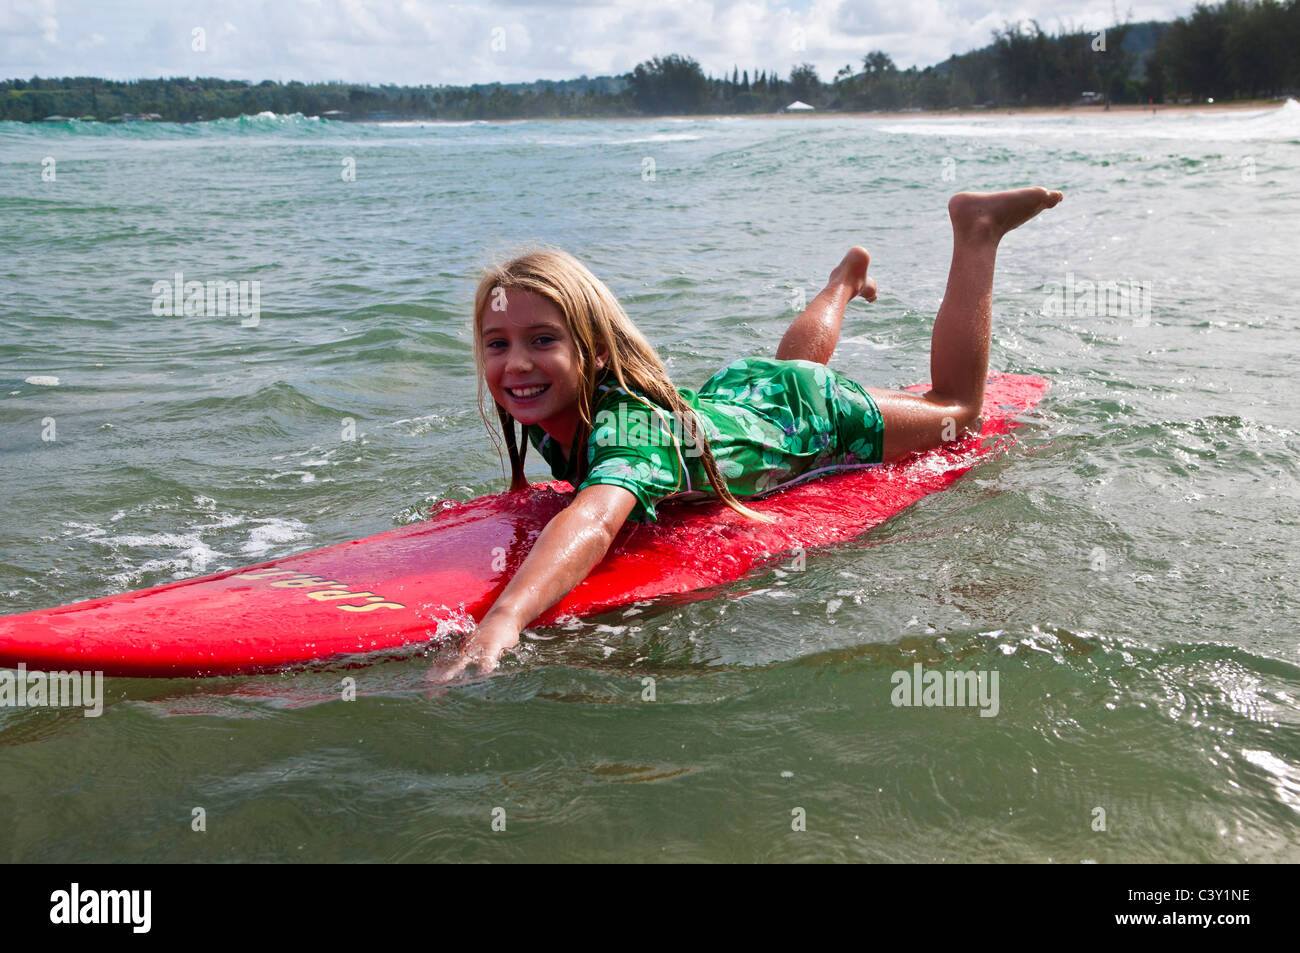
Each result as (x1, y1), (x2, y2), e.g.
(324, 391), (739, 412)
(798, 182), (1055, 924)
(875, 393), (980, 461)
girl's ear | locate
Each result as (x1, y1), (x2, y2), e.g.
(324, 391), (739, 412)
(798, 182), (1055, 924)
(595, 346), (609, 370)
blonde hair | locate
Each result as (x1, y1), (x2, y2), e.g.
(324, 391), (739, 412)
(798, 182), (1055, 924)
(472, 246), (775, 524)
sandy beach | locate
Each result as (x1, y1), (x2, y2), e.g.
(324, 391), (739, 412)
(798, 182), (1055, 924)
(719, 98), (1292, 122)
(413, 97), (1291, 127)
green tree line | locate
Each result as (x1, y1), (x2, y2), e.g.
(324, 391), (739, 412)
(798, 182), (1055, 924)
(4, 1), (1296, 123)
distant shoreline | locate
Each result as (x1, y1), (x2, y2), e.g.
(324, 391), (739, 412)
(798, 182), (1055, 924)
(22, 97), (1289, 127)
(798, 99), (1291, 121)
(366, 98), (1290, 126)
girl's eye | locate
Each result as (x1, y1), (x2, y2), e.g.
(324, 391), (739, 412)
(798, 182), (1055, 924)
(485, 335), (557, 350)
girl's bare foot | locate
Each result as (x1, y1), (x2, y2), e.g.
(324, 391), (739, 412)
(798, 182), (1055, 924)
(828, 245), (877, 302)
(948, 187), (1064, 243)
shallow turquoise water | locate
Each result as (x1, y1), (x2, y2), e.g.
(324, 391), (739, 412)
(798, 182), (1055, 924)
(1, 106), (1298, 861)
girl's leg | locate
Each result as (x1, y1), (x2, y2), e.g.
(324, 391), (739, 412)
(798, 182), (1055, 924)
(775, 246), (876, 365)
(865, 187), (1063, 462)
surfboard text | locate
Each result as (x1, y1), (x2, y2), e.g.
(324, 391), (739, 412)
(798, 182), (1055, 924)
(232, 568), (406, 612)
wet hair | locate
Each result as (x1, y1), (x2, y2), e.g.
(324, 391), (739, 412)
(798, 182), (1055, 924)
(472, 246), (775, 524)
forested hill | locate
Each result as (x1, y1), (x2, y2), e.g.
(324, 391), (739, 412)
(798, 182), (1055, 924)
(4, 0), (1296, 122)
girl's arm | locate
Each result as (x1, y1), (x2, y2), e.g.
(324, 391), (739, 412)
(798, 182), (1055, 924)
(430, 483), (639, 681)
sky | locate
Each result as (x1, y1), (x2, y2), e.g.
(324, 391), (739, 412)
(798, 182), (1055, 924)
(3, 0), (1196, 86)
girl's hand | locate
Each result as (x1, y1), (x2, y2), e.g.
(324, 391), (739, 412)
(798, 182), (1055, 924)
(428, 612), (521, 684)
(426, 485), (635, 686)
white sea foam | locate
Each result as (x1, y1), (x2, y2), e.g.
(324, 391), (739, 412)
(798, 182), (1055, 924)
(25, 375), (59, 386)
(839, 334), (897, 350)
(528, 132), (701, 146)
(622, 132), (701, 143)
(877, 98), (1300, 142)
(190, 512), (245, 531)
(241, 518), (309, 557)
(385, 413), (448, 435)
(62, 508), (309, 579)
(373, 119), (496, 127)
(97, 530), (230, 584)
(267, 470), (320, 483)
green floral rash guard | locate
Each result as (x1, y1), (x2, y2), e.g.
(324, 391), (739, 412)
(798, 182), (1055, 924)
(524, 357), (886, 523)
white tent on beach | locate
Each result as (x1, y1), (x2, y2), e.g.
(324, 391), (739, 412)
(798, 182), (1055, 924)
(784, 100), (815, 112)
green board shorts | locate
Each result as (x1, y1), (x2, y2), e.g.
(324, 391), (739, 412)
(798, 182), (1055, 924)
(697, 357), (887, 469)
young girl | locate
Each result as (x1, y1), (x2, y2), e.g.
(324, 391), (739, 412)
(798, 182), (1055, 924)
(435, 186), (1064, 681)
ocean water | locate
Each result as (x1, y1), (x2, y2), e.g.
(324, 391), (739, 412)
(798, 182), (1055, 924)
(1, 104), (1298, 862)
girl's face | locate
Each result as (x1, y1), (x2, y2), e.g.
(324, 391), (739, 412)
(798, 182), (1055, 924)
(481, 289), (602, 446)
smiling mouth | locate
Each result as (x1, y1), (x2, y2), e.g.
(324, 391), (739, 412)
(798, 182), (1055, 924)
(506, 384), (550, 400)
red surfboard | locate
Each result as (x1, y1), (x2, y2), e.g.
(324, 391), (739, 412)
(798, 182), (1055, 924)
(0, 374), (1048, 677)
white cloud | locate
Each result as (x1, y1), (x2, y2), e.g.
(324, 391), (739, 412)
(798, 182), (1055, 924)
(0, 0), (1196, 85)
(0, 0), (59, 45)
